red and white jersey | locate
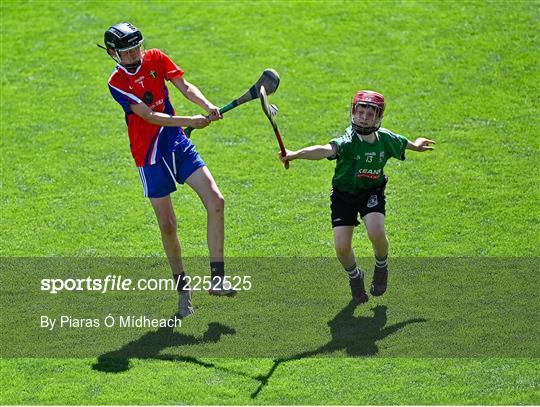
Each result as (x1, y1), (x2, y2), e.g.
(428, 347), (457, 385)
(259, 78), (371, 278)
(108, 48), (186, 166)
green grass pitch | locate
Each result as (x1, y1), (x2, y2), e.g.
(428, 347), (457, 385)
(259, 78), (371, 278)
(1, 0), (538, 405)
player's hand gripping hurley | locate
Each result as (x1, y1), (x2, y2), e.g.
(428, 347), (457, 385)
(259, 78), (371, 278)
(184, 69), (280, 137)
(259, 85), (289, 169)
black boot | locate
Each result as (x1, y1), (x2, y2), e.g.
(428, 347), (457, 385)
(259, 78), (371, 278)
(370, 266), (388, 296)
(349, 276), (369, 305)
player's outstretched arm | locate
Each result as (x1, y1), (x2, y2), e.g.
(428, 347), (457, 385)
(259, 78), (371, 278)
(280, 143), (337, 162)
(130, 102), (210, 129)
(406, 138), (435, 152)
(171, 76), (222, 121)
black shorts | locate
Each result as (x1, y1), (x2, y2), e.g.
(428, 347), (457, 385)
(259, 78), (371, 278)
(330, 177), (387, 227)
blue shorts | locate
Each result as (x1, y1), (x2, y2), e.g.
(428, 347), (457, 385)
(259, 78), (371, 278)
(137, 139), (205, 198)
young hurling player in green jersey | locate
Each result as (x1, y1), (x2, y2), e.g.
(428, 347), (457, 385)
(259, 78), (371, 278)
(280, 90), (435, 305)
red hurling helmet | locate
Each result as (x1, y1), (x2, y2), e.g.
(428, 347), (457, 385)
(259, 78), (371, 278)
(351, 90), (385, 135)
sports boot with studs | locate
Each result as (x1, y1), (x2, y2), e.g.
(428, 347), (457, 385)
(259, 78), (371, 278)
(370, 266), (388, 296)
(350, 277), (369, 305)
(208, 278), (237, 297)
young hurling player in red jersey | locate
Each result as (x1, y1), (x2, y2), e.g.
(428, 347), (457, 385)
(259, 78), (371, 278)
(102, 22), (235, 318)
(280, 91), (435, 306)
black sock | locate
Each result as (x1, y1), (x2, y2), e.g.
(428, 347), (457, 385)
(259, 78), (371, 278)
(172, 272), (188, 292)
(375, 255), (388, 269)
(210, 261), (224, 284)
(345, 263), (364, 286)
(346, 264), (366, 296)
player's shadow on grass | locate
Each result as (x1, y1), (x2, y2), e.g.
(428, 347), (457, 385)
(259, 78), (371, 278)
(251, 303), (426, 398)
(92, 320), (236, 373)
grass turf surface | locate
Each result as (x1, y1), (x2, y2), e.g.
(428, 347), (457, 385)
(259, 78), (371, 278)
(1, 0), (539, 405)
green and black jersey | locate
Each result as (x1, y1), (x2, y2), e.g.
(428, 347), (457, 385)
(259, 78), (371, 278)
(328, 127), (409, 194)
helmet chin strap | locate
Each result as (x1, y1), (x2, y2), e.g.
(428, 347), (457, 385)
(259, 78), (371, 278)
(352, 123), (380, 136)
(121, 60), (142, 71)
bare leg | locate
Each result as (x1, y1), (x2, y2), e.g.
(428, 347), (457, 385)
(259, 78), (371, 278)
(362, 212), (388, 259)
(185, 166), (224, 262)
(150, 195), (193, 316)
(333, 226), (356, 269)
(149, 195), (184, 274)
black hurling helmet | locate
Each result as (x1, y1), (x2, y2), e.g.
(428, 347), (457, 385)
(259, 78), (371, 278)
(103, 22), (144, 71)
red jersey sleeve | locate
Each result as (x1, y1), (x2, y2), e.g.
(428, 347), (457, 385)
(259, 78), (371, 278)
(155, 49), (184, 80)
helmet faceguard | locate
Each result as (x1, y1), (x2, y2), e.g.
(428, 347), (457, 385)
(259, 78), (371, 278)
(114, 45), (144, 72)
(351, 90), (385, 136)
(103, 22), (144, 72)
